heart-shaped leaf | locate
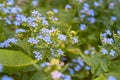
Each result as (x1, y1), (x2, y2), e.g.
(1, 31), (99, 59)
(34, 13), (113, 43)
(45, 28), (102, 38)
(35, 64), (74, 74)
(0, 49), (36, 74)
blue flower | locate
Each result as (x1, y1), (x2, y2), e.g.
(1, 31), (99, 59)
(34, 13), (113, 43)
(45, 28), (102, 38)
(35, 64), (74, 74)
(88, 9), (95, 16)
(101, 33), (107, 37)
(58, 34), (66, 41)
(5, 18), (12, 24)
(57, 49), (64, 55)
(94, 2), (99, 7)
(65, 4), (72, 9)
(110, 49), (115, 56)
(1, 75), (13, 80)
(32, 0), (38, 6)
(87, 17), (96, 23)
(80, 14), (86, 19)
(73, 37), (78, 43)
(107, 38), (114, 44)
(111, 16), (117, 21)
(84, 50), (90, 54)
(79, 24), (86, 30)
(77, 58), (84, 66)
(32, 10), (39, 15)
(0, 64), (3, 72)
(43, 34), (52, 44)
(8, 38), (17, 44)
(33, 51), (42, 60)
(40, 62), (50, 67)
(52, 8), (59, 14)
(117, 30), (120, 35)
(63, 75), (71, 80)
(109, 2), (115, 9)
(7, 0), (14, 5)
(16, 29), (26, 33)
(101, 48), (108, 54)
(68, 68), (74, 75)
(108, 76), (116, 80)
(13, 21), (21, 26)
(28, 38), (38, 44)
(83, 3), (89, 10)
(74, 65), (81, 71)
(85, 66), (91, 70)
(105, 30), (112, 35)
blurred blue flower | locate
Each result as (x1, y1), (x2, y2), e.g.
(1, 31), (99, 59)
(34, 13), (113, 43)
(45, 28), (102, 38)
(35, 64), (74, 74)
(94, 2), (99, 7)
(87, 17), (96, 23)
(57, 49), (64, 55)
(88, 9), (95, 16)
(74, 65), (81, 71)
(80, 14), (86, 19)
(117, 30), (120, 35)
(79, 24), (86, 30)
(1, 75), (13, 80)
(33, 51), (42, 60)
(107, 38), (114, 44)
(85, 66), (91, 70)
(101, 48), (108, 54)
(84, 50), (90, 54)
(32, 0), (38, 6)
(13, 21), (21, 26)
(63, 75), (71, 80)
(83, 3), (89, 10)
(68, 68), (74, 75)
(28, 38), (38, 44)
(65, 4), (72, 9)
(58, 34), (66, 41)
(73, 37), (78, 43)
(7, 0), (14, 5)
(40, 62), (50, 67)
(0, 64), (3, 72)
(8, 38), (17, 44)
(105, 30), (112, 35)
(108, 76), (116, 80)
(52, 8), (59, 14)
(111, 16), (117, 21)
(110, 49), (115, 56)
(16, 28), (26, 33)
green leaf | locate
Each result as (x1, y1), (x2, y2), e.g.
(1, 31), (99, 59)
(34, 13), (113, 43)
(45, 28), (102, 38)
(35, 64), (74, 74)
(94, 74), (107, 80)
(16, 39), (32, 55)
(100, 58), (109, 72)
(22, 65), (36, 72)
(31, 72), (47, 80)
(22, 73), (30, 80)
(79, 51), (93, 67)
(108, 60), (120, 72)
(0, 49), (36, 73)
(60, 64), (68, 72)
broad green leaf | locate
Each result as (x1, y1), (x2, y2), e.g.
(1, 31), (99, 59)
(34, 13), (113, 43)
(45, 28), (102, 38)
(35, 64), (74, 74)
(31, 72), (48, 80)
(0, 49), (36, 73)
(22, 65), (36, 72)
(100, 58), (109, 72)
(108, 60), (120, 72)
(94, 74), (107, 80)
